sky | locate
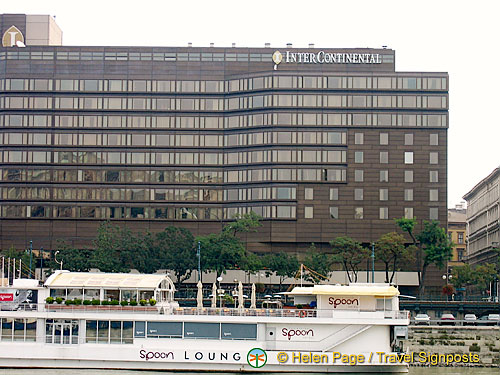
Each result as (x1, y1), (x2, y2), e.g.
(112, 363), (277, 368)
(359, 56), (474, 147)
(3, 0), (499, 208)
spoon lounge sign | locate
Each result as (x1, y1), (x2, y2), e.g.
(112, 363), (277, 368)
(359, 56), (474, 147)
(272, 50), (382, 67)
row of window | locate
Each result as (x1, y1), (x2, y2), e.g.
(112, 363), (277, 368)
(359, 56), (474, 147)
(354, 132), (439, 146)
(0, 165), (347, 183)
(1, 113), (448, 129)
(1, 186), (297, 202)
(0, 318), (36, 342)
(0, 205), (293, 219)
(1, 168), (223, 183)
(1, 94), (448, 111)
(0, 204), (440, 220)
(1, 149), (440, 166)
(1, 75), (446, 92)
(0, 131), (347, 147)
(1, 168), (439, 185)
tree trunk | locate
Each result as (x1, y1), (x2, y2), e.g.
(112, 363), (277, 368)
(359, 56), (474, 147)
(384, 261), (390, 283)
(343, 261), (352, 283)
(419, 264), (428, 298)
(390, 257), (398, 284)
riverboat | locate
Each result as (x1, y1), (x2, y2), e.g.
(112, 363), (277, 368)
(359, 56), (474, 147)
(0, 270), (409, 372)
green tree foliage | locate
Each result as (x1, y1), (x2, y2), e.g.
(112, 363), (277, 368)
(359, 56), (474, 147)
(374, 232), (407, 283)
(239, 252), (263, 276)
(452, 263), (497, 296)
(92, 222), (137, 273)
(50, 241), (93, 272)
(156, 227), (196, 287)
(473, 263), (497, 291)
(303, 244), (331, 283)
(264, 252), (299, 285)
(330, 237), (368, 283)
(222, 212), (263, 237)
(396, 218), (452, 296)
(198, 233), (246, 278)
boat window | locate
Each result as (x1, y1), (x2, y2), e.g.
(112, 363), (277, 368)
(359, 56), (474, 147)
(1, 318), (36, 342)
(134, 321), (145, 337)
(147, 322), (182, 338)
(86, 320), (134, 344)
(50, 289), (66, 299)
(84, 289), (99, 300)
(221, 323), (257, 340)
(46, 319), (78, 344)
(184, 322), (219, 339)
(1, 318), (13, 341)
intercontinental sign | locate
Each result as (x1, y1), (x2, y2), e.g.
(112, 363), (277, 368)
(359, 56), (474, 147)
(272, 50), (382, 69)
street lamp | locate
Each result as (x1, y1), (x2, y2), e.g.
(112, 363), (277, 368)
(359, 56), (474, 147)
(442, 272), (453, 301)
(54, 251), (63, 271)
(216, 276), (223, 308)
(197, 241), (201, 282)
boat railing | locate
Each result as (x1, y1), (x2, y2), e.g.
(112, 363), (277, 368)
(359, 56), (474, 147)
(0, 303), (409, 320)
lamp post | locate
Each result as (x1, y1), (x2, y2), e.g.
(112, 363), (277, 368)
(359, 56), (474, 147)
(197, 241), (201, 282)
(216, 276), (223, 308)
(442, 272), (453, 301)
(54, 251), (63, 271)
(28, 240), (33, 279)
(39, 247), (44, 281)
(371, 242), (375, 283)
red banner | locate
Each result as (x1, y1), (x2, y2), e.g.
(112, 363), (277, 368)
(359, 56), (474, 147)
(0, 293), (14, 302)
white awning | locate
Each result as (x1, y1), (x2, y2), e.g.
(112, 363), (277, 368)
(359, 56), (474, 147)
(44, 271), (174, 290)
(285, 284), (399, 298)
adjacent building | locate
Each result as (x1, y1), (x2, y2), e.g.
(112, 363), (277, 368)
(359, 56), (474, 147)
(447, 204), (466, 268)
(463, 167), (500, 265)
(0, 14), (449, 258)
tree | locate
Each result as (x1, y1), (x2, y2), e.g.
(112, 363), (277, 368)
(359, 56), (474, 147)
(303, 244), (331, 283)
(374, 232), (407, 283)
(264, 252), (299, 286)
(450, 264), (475, 290)
(223, 212), (262, 237)
(330, 237), (368, 283)
(156, 227), (196, 288)
(417, 221), (453, 296)
(473, 263), (497, 292)
(0, 245), (31, 277)
(396, 218), (453, 297)
(49, 241), (93, 272)
(92, 222), (137, 273)
(239, 252), (263, 277)
(198, 232), (246, 278)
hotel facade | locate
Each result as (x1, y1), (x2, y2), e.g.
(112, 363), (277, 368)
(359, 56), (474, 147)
(0, 14), (448, 255)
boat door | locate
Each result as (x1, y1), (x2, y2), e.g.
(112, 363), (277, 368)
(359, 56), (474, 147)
(266, 326), (276, 350)
(46, 319), (79, 344)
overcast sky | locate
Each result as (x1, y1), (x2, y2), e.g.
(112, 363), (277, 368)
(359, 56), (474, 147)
(4, 0), (499, 208)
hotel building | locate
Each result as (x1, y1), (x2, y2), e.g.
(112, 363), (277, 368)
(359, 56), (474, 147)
(0, 14), (448, 256)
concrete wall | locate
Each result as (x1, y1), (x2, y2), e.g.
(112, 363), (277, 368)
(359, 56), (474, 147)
(407, 326), (500, 366)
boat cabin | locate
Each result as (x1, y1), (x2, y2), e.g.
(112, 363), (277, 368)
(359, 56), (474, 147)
(285, 283), (400, 318)
(42, 271), (176, 307)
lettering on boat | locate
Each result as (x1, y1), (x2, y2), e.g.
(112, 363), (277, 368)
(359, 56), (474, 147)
(282, 328), (314, 340)
(328, 297), (359, 309)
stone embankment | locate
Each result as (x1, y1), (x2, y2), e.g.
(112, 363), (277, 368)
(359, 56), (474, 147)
(406, 326), (500, 367)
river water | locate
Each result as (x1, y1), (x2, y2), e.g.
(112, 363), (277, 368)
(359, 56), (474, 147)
(0, 368), (497, 375)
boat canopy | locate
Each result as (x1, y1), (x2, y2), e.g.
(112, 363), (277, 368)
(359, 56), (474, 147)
(44, 271), (175, 291)
(285, 284), (399, 298)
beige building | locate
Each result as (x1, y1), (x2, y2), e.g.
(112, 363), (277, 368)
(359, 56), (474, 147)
(463, 167), (500, 265)
(447, 204), (466, 267)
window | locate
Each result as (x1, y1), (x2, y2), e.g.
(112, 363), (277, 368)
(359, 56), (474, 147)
(458, 250), (464, 261)
(379, 189), (388, 201)
(429, 207), (439, 220)
(379, 133), (388, 145)
(404, 170), (413, 183)
(355, 207), (363, 219)
(329, 207), (338, 219)
(430, 189), (438, 201)
(354, 151), (363, 163)
(430, 152), (438, 164)
(404, 134), (413, 146)
(304, 206), (314, 219)
(404, 152), (414, 164)
(379, 207), (388, 220)
(354, 133), (364, 145)
(430, 133), (439, 146)
(380, 151), (388, 164)
(404, 189), (413, 201)
(354, 189), (363, 200)
(404, 207), (414, 219)
(430, 170), (438, 182)
(354, 170), (364, 182)
(329, 188), (338, 200)
(221, 323), (257, 340)
(458, 232), (464, 244)
(380, 170), (388, 182)
(184, 322), (219, 339)
(304, 188), (314, 200)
